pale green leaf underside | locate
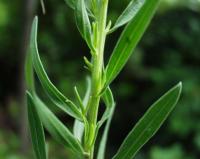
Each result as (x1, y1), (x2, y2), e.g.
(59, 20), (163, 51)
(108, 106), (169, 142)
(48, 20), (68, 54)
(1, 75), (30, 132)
(73, 77), (91, 141)
(106, 0), (160, 86)
(27, 93), (47, 159)
(110, 0), (145, 33)
(112, 82), (182, 159)
(98, 87), (115, 128)
(97, 87), (115, 159)
(30, 16), (83, 121)
(102, 87), (115, 108)
(27, 92), (84, 157)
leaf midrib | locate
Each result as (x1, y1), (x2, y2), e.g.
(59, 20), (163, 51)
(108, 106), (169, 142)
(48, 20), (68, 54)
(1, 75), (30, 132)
(116, 94), (175, 159)
(106, 1), (151, 85)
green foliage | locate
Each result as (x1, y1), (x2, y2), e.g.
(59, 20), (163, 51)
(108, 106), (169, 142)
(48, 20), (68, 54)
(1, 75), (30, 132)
(109, 0), (145, 33)
(139, 9), (200, 159)
(75, 0), (93, 51)
(73, 77), (91, 142)
(98, 87), (115, 129)
(30, 17), (83, 121)
(97, 104), (115, 159)
(25, 0), (182, 159)
(105, 0), (160, 86)
(112, 83), (182, 159)
(27, 93), (84, 157)
(27, 92), (47, 159)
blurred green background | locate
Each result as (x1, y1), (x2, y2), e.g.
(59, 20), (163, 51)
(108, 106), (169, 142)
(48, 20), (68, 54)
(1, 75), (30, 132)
(0, 0), (200, 159)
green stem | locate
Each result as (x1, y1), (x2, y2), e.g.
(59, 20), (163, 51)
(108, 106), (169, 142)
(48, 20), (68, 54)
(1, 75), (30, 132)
(84, 0), (109, 157)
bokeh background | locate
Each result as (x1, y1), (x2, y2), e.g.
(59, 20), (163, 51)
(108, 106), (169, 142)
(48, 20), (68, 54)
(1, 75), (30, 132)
(0, 0), (200, 159)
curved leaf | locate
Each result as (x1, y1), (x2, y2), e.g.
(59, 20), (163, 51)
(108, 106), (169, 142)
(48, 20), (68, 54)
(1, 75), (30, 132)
(25, 48), (34, 92)
(27, 93), (47, 159)
(109, 0), (145, 33)
(27, 92), (84, 157)
(30, 16), (83, 121)
(40, 0), (46, 14)
(73, 77), (91, 141)
(97, 106), (115, 159)
(102, 87), (114, 108)
(98, 87), (115, 128)
(105, 0), (160, 86)
(112, 82), (182, 159)
(75, 0), (94, 50)
(97, 87), (115, 159)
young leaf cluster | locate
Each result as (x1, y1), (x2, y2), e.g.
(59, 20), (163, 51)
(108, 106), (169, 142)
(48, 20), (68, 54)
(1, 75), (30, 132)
(25, 0), (182, 159)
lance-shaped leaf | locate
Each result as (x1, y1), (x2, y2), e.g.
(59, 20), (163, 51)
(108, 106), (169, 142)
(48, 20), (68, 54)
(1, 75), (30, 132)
(97, 87), (115, 159)
(105, 0), (160, 86)
(73, 77), (91, 141)
(112, 82), (182, 159)
(27, 92), (84, 157)
(27, 93), (47, 159)
(30, 16), (83, 121)
(75, 0), (94, 51)
(25, 49), (35, 92)
(102, 87), (115, 109)
(109, 0), (145, 33)
(40, 0), (46, 14)
(26, 31), (46, 159)
(97, 105), (115, 159)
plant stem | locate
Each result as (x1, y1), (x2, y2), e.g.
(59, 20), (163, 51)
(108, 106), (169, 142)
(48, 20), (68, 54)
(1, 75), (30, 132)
(84, 0), (109, 157)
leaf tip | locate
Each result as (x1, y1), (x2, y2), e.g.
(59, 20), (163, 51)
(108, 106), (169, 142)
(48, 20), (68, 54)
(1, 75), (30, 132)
(34, 15), (38, 23)
(177, 81), (183, 92)
(173, 82), (182, 101)
(178, 81), (182, 87)
(26, 90), (31, 97)
(178, 81), (183, 94)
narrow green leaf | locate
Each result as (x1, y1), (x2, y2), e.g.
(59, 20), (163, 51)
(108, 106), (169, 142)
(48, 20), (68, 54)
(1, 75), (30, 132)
(112, 82), (182, 159)
(109, 0), (145, 33)
(98, 87), (115, 128)
(85, 0), (91, 9)
(105, 0), (160, 86)
(75, 0), (94, 50)
(64, 0), (75, 9)
(73, 77), (91, 141)
(27, 93), (47, 159)
(25, 50), (34, 92)
(27, 92), (84, 157)
(96, 87), (115, 159)
(97, 104), (115, 159)
(40, 0), (46, 14)
(102, 87), (114, 108)
(30, 16), (83, 121)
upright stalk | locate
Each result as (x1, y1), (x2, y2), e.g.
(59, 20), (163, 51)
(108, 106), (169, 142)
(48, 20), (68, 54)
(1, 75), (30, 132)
(84, 0), (109, 158)
(26, 1), (181, 159)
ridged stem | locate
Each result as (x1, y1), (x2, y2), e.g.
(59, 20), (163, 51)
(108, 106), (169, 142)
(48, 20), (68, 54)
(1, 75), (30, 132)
(84, 0), (109, 158)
